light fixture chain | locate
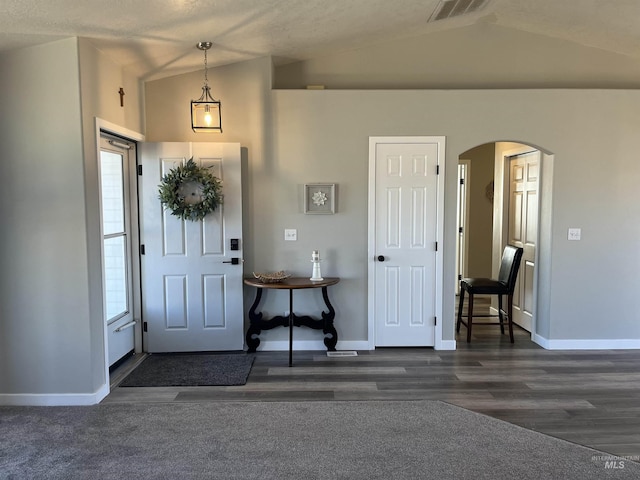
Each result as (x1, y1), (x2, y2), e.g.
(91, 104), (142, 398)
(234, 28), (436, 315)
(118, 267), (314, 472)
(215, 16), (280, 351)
(204, 47), (208, 86)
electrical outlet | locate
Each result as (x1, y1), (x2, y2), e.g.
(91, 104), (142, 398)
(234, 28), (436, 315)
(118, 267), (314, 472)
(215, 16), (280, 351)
(568, 228), (581, 241)
(284, 229), (297, 241)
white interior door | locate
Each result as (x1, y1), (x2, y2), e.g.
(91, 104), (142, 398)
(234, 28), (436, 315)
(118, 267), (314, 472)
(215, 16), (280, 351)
(369, 138), (444, 347)
(140, 142), (244, 352)
(99, 134), (138, 366)
(508, 150), (540, 332)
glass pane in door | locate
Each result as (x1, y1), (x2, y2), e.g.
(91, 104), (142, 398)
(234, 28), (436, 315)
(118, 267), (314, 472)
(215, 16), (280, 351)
(103, 235), (128, 321)
(100, 149), (129, 322)
(100, 151), (125, 235)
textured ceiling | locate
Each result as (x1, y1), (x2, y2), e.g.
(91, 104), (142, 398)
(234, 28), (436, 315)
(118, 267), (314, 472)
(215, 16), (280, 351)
(1, 0), (639, 81)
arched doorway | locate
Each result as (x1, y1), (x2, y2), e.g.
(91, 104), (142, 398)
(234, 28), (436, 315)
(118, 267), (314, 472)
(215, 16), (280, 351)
(455, 141), (554, 344)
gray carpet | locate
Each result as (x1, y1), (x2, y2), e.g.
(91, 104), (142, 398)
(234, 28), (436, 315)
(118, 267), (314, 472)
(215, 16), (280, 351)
(119, 354), (254, 387)
(1, 400), (637, 480)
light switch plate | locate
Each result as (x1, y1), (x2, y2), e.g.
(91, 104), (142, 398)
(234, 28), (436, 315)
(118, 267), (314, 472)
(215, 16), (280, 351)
(284, 229), (297, 241)
(568, 228), (581, 241)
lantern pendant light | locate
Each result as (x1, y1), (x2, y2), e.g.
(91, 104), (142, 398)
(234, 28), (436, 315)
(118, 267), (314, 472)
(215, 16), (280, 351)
(191, 41), (222, 133)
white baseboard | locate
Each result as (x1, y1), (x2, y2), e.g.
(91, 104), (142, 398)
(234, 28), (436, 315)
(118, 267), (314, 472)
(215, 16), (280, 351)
(254, 340), (370, 352)
(534, 334), (640, 350)
(0, 382), (109, 406)
(436, 339), (456, 350)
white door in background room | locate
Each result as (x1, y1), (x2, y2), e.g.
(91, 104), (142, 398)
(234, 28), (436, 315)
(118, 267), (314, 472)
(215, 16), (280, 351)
(368, 137), (445, 347)
(508, 150), (540, 332)
(140, 142), (244, 352)
(100, 134), (138, 366)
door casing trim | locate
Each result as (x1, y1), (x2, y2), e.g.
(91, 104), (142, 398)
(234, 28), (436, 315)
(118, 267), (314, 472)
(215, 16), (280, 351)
(95, 118), (145, 399)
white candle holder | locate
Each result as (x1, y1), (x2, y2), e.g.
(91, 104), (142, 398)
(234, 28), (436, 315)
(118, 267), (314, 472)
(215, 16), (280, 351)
(310, 250), (323, 281)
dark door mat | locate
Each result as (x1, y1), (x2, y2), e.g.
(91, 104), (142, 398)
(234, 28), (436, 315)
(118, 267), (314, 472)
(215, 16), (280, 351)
(119, 353), (254, 387)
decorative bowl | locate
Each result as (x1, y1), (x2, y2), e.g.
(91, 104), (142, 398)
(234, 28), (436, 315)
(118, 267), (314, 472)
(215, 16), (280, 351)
(253, 271), (291, 283)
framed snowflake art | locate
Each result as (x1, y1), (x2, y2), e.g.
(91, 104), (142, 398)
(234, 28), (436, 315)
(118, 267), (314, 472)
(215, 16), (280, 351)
(304, 183), (336, 214)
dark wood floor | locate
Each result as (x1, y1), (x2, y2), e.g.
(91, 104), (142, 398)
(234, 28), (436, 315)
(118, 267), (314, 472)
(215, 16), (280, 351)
(106, 319), (640, 460)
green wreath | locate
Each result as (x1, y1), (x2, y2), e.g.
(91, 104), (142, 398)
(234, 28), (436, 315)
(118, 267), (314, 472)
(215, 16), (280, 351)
(158, 158), (223, 221)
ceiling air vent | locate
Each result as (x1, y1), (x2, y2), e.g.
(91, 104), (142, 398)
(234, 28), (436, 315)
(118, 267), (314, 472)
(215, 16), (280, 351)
(429, 0), (488, 22)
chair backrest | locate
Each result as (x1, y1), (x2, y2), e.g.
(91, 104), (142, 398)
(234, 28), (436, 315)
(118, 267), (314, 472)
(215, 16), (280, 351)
(497, 245), (524, 292)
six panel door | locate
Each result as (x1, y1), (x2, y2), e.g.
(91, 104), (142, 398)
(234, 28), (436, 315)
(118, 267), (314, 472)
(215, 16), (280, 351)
(374, 142), (440, 346)
(139, 142), (244, 352)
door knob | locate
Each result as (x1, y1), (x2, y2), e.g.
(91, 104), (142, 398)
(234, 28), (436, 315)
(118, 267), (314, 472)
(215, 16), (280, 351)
(377, 255), (385, 262)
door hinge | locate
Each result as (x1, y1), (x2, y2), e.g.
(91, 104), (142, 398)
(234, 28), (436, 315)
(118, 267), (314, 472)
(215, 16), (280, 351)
(434, 316), (437, 326)
(458, 274), (462, 281)
(460, 178), (464, 185)
(143, 322), (148, 332)
(137, 165), (143, 176)
(435, 242), (438, 252)
(459, 226), (463, 234)
(140, 244), (145, 255)
(436, 165), (440, 175)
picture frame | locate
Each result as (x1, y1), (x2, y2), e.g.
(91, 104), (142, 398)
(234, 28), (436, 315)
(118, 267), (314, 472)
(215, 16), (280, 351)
(304, 183), (336, 214)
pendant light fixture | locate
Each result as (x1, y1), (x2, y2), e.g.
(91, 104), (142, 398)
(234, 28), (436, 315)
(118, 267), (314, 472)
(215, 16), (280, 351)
(191, 41), (222, 133)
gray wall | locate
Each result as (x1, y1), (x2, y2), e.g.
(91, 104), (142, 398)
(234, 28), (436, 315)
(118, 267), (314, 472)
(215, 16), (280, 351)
(275, 22), (640, 89)
(77, 38), (145, 392)
(460, 143), (495, 278)
(0, 39), (91, 395)
(143, 24), (640, 348)
(145, 60), (640, 346)
(268, 89), (640, 344)
(270, 22), (640, 345)
(0, 38), (143, 402)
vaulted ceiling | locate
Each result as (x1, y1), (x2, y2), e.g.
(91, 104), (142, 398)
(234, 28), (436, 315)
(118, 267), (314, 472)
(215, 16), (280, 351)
(2, 0), (638, 81)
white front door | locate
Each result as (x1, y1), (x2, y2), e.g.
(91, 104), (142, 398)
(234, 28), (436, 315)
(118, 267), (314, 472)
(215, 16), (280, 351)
(140, 142), (244, 352)
(508, 150), (540, 332)
(368, 137), (445, 347)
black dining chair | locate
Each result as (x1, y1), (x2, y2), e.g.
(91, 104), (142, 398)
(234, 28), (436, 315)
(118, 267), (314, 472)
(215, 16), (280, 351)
(456, 245), (524, 343)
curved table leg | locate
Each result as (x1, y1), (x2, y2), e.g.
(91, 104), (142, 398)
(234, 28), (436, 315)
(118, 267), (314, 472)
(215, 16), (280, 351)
(321, 286), (338, 351)
(246, 288), (290, 352)
(288, 288), (293, 367)
(245, 288), (264, 352)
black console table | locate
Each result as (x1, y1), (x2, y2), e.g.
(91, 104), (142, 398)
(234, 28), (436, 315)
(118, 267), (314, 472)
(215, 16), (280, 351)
(244, 277), (340, 366)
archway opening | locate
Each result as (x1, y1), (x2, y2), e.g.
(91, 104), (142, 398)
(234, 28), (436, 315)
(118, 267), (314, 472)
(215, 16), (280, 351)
(455, 140), (554, 347)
